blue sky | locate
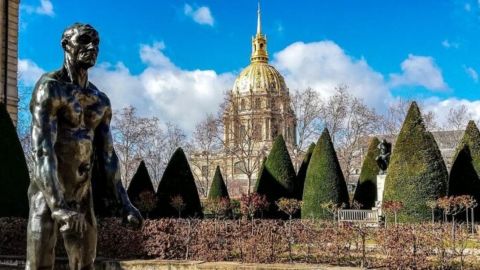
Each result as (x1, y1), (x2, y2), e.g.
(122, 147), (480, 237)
(17, 0), (480, 132)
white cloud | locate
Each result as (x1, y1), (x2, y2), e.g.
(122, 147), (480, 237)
(184, 4), (214, 26)
(423, 97), (480, 125)
(18, 59), (45, 87)
(90, 42), (234, 133)
(21, 0), (55, 17)
(389, 54), (448, 91)
(441, 40), (459, 49)
(464, 66), (479, 83)
(21, 39), (472, 135)
(272, 41), (391, 110)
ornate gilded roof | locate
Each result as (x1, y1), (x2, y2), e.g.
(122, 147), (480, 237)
(233, 62), (288, 94)
(232, 3), (288, 95)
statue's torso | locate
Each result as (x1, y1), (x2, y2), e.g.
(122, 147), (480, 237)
(36, 73), (110, 202)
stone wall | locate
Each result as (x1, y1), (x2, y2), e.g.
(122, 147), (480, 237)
(0, 0), (19, 125)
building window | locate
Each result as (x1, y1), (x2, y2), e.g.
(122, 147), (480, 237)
(201, 166), (208, 178)
(240, 99), (246, 111)
(271, 124), (278, 139)
(240, 124), (246, 140)
(234, 161), (246, 174)
(253, 123), (262, 140)
(255, 98), (261, 109)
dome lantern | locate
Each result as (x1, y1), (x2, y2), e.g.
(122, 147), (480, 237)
(251, 2), (268, 64)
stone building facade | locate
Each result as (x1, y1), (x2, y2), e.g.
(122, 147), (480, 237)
(191, 5), (296, 197)
(0, 0), (20, 124)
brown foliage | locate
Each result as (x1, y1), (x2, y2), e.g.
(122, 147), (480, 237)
(1, 218), (479, 268)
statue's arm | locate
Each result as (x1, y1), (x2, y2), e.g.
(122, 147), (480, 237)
(96, 100), (142, 227)
(95, 106), (128, 205)
(30, 81), (65, 211)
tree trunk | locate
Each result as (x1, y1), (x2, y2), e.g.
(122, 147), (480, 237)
(472, 208), (475, 235)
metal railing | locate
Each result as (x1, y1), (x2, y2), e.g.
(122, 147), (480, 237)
(338, 209), (379, 223)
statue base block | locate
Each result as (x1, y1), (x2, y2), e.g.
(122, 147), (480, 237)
(376, 174), (386, 205)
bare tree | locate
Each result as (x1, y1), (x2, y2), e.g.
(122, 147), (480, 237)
(189, 114), (221, 197)
(16, 75), (35, 176)
(336, 99), (381, 182)
(111, 106), (157, 187)
(163, 121), (189, 161)
(382, 98), (439, 134)
(319, 85), (349, 144)
(445, 104), (472, 131)
(137, 118), (165, 188)
(220, 91), (268, 194)
(319, 86), (381, 181)
(290, 88), (322, 170)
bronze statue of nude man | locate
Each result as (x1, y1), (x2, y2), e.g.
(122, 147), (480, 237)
(27, 23), (143, 270)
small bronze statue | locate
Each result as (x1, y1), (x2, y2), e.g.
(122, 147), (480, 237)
(375, 139), (391, 174)
(27, 23), (143, 270)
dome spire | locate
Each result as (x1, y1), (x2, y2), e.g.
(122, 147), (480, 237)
(251, 1), (268, 63)
(257, 1), (262, 35)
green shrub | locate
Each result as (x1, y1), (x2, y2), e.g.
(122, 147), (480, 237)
(0, 103), (29, 217)
(352, 137), (380, 209)
(208, 166), (230, 200)
(255, 135), (296, 218)
(302, 129), (350, 219)
(127, 160), (156, 217)
(295, 143), (315, 200)
(448, 120), (480, 218)
(383, 102), (447, 222)
(254, 157), (267, 192)
(154, 148), (203, 218)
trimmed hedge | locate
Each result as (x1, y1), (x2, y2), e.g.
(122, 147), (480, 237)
(154, 148), (203, 218)
(255, 135), (296, 217)
(0, 103), (29, 217)
(254, 157), (267, 192)
(127, 160), (156, 217)
(208, 166), (230, 200)
(302, 129), (350, 219)
(352, 137), (380, 209)
(295, 143), (315, 200)
(383, 102), (448, 222)
(448, 120), (480, 218)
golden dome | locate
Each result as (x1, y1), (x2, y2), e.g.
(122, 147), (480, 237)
(232, 3), (288, 95)
(233, 62), (288, 94)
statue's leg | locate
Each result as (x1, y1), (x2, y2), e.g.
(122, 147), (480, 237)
(80, 205), (97, 270)
(62, 197), (97, 270)
(25, 192), (58, 270)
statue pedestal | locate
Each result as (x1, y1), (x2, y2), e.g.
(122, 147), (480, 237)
(376, 174), (386, 204)
(375, 174), (386, 216)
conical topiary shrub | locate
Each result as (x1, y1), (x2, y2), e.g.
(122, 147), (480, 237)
(254, 157), (267, 192)
(0, 103), (30, 217)
(352, 137), (381, 209)
(255, 135), (296, 218)
(302, 129), (350, 219)
(295, 142), (316, 200)
(154, 148), (203, 218)
(448, 120), (480, 218)
(383, 102), (448, 222)
(127, 160), (156, 218)
(208, 166), (230, 200)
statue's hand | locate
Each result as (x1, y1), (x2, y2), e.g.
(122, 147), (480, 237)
(51, 209), (87, 235)
(122, 203), (143, 230)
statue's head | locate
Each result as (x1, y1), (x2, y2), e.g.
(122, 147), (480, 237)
(61, 23), (99, 69)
